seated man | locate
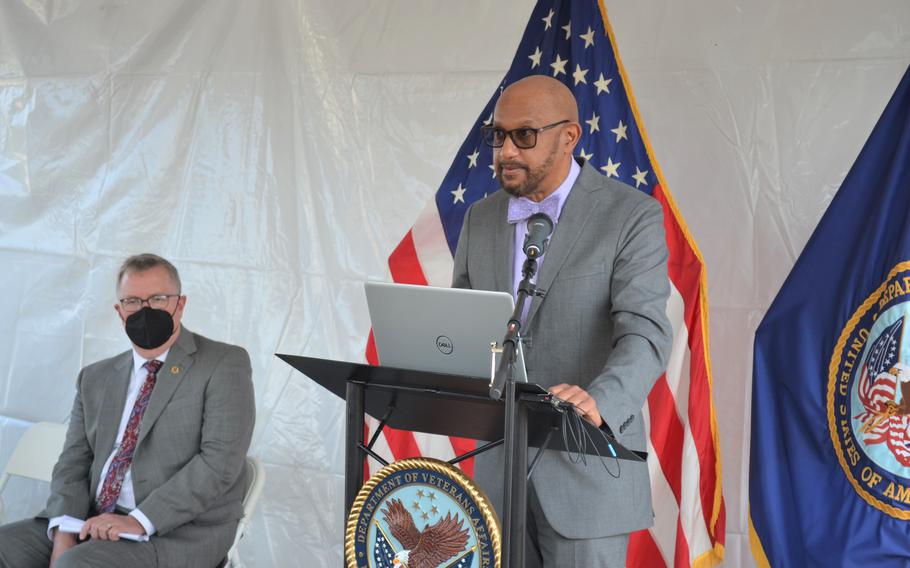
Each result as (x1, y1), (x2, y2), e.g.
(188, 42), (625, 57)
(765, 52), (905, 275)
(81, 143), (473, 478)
(0, 254), (255, 568)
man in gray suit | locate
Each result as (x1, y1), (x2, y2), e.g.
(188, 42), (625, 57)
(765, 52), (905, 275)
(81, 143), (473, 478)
(0, 254), (255, 568)
(453, 75), (672, 566)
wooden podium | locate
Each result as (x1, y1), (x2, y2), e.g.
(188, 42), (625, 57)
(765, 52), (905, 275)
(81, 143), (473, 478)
(278, 354), (644, 567)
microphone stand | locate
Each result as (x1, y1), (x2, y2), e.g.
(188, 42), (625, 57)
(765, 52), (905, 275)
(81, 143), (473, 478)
(491, 256), (541, 568)
(489, 257), (538, 399)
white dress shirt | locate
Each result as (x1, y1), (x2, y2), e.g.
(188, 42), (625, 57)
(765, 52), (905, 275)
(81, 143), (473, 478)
(510, 158), (581, 322)
(48, 349), (168, 539)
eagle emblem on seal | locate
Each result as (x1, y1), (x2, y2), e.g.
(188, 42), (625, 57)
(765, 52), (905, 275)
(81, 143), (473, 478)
(854, 317), (910, 465)
(381, 497), (470, 568)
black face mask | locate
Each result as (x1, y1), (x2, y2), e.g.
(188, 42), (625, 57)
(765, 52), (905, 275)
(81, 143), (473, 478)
(125, 307), (175, 350)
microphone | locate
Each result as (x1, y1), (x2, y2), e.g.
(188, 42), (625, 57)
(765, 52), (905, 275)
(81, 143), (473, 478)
(523, 212), (554, 259)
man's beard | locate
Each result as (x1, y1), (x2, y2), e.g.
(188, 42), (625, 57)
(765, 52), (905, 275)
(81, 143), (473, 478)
(497, 144), (558, 199)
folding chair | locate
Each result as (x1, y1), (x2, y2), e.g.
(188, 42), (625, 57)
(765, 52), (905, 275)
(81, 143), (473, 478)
(223, 455), (266, 568)
(0, 421), (67, 523)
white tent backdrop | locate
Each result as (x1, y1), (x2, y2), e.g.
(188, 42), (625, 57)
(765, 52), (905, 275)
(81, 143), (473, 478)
(0, 0), (908, 565)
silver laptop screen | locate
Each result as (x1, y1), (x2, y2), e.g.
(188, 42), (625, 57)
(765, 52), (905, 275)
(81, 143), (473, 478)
(365, 282), (527, 382)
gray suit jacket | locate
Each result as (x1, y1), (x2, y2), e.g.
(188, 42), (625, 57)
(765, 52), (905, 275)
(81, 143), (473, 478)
(40, 327), (255, 564)
(452, 161), (672, 539)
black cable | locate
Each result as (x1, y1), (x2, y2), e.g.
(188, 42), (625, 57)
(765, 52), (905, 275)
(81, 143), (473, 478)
(584, 414), (621, 479)
(560, 409), (621, 478)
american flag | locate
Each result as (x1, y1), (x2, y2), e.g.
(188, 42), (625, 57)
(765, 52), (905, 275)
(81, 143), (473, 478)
(365, 0), (725, 565)
(372, 524), (396, 568)
(855, 318), (904, 445)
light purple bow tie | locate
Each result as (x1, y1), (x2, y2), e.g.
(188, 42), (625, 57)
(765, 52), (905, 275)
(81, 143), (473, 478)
(507, 195), (560, 224)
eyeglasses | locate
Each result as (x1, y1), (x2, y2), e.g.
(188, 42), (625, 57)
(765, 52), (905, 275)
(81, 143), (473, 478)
(119, 294), (180, 312)
(480, 120), (570, 149)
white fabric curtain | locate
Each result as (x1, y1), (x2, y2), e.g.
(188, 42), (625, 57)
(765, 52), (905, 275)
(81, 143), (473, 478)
(0, 1), (907, 565)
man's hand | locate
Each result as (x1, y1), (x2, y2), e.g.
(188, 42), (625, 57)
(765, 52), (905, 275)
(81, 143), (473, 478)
(549, 383), (603, 428)
(50, 528), (77, 567)
(79, 513), (146, 542)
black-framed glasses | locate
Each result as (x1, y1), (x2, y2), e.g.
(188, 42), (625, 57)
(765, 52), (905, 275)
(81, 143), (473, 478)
(480, 119), (570, 149)
(119, 294), (180, 312)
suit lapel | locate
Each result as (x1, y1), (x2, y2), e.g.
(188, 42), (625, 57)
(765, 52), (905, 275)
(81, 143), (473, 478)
(492, 194), (513, 293)
(96, 352), (133, 459)
(137, 327), (196, 446)
(526, 164), (600, 324)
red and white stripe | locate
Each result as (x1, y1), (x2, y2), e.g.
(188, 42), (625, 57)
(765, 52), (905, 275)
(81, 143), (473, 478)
(855, 369), (910, 463)
(857, 370), (897, 444)
(626, 184), (725, 567)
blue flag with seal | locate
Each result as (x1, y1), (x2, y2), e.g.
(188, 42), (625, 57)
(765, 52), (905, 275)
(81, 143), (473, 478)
(750, 64), (910, 566)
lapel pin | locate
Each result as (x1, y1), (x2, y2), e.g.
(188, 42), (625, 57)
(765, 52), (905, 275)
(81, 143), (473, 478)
(170, 366), (180, 375)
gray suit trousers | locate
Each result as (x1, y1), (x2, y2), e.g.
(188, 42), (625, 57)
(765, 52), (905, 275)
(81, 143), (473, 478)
(525, 484), (629, 568)
(0, 517), (237, 568)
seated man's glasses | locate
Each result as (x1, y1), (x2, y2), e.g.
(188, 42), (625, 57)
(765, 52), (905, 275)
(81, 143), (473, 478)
(119, 294), (180, 313)
(481, 119), (570, 149)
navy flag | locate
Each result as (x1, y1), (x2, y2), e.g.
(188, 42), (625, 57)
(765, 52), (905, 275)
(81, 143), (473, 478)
(750, 64), (910, 565)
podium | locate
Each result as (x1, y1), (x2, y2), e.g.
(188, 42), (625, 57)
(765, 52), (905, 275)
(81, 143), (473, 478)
(278, 354), (645, 567)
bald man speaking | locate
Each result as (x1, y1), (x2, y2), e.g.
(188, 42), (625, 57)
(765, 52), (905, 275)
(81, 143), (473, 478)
(452, 75), (673, 566)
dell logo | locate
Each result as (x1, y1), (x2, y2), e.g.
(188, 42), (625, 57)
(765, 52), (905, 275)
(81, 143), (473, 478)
(436, 335), (454, 355)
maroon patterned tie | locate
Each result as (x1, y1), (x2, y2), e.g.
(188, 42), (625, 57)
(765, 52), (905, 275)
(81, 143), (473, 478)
(95, 359), (162, 514)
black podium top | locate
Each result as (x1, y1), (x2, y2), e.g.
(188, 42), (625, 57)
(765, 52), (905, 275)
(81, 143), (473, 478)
(278, 354), (644, 462)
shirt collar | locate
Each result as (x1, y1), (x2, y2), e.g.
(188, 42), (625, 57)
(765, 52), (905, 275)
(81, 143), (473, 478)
(131, 348), (170, 373)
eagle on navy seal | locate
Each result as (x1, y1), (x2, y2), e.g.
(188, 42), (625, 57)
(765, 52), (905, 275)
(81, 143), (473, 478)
(381, 497), (469, 567)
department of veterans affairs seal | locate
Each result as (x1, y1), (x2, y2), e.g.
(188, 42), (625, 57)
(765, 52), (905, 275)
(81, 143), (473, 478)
(829, 261), (910, 518)
(344, 457), (501, 568)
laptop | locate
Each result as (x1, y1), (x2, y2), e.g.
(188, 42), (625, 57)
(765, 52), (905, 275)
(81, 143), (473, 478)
(364, 281), (528, 383)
